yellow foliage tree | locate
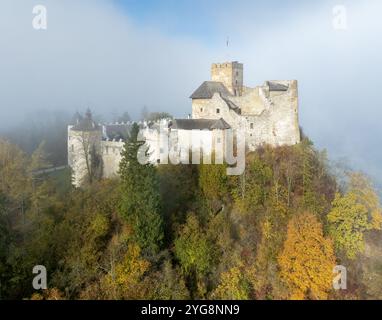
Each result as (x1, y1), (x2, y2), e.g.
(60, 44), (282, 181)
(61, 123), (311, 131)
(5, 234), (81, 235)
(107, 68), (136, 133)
(30, 288), (65, 300)
(211, 266), (250, 300)
(278, 212), (336, 300)
(328, 192), (369, 259)
(348, 172), (382, 230)
(103, 243), (150, 299)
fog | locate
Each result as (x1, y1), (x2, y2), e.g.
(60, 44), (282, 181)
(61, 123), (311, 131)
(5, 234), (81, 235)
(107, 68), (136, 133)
(0, 0), (381, 187)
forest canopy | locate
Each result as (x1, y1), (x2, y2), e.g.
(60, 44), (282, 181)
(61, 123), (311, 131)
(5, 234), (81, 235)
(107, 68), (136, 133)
(0, 129), (382, 300)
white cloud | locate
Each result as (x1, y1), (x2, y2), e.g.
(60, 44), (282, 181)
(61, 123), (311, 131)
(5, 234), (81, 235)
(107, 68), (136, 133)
(0, 0), (216, 123)
(217, 0), (382, 185)
(0, 0), (381, 186)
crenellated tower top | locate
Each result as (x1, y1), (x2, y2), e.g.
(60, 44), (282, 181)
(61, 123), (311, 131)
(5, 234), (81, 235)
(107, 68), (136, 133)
(211, 61), (243, 96)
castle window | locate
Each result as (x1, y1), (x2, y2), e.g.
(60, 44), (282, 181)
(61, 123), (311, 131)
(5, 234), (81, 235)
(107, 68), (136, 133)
(200, 107), (203, 112)
(250, 123), (254, 129)
(217, 138), (221, 143)
(106, 146), (109, 154)
(71, 145), (74, 152)
(160, 148), (164, 154)
(216, 108), (220, 114)
(235, 80), (238, 85)
(236, 71), (239, 76)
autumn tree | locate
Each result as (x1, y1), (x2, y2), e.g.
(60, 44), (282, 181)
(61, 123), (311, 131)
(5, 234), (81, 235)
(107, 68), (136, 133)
(0, 139), (30, 209)
(0, 192), (11, 299)
(28, 142), (54, 214)
(30, 288), (65, 300)
(278, 212), (336, 299)
(158, 164), (198, 242)
(232, 154), (272, 213)
(359, 231), (382, 299)
(103, 243), (150, 299)
(211, 265), (250, 300)
(298, 139), (330, 215)
(348, 172), (382, 230)
(50, 180), (117, 298)
(28, 141), (51, 173)
(174, 214), (218, 297)
(142, 259), (190, 299)
(327, 192), (370, 259)
(198, 161), (229, 213)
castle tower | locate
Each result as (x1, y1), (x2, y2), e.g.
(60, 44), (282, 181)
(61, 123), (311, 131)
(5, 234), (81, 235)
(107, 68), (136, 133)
(211, 61), (243, 96)
(68, 109), (102, 187)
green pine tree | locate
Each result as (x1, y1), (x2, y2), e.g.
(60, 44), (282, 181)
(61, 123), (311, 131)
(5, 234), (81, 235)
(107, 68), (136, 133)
(118, 123), (164, 255)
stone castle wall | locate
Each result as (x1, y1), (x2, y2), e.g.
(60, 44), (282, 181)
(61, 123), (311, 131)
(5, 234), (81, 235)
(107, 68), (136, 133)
(191, 78), (300, 151)
(101, 139), (124, 179)
(67, 126), (103, 187)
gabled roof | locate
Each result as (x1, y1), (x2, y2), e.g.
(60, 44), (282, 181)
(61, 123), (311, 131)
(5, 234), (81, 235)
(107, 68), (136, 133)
(210, 118), (231, 130)
(190, 81), (232, 99)
(171, 118), (231, 130)
(220, 95), (241, 114)
(267, 81), (289, 91)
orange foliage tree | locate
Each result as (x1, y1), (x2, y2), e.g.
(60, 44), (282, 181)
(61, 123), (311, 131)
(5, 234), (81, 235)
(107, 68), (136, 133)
(278, 212), (336, 299)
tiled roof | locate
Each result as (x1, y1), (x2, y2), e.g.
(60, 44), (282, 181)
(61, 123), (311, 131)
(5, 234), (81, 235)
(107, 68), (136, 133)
(171, 118), (231, 130)
(267, 81), (289, 91)
(220, 95), (241, 114)
(190, 81), (232, 99)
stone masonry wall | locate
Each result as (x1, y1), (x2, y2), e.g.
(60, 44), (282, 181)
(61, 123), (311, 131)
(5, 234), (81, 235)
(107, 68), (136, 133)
(101, 140), (124, 179)
(211, 62), (243, 96)
(67, 127), (102, 187)
(191, 80), (300, 151)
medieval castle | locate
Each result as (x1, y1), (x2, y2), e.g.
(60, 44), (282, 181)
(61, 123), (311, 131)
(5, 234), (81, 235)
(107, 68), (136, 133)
(68, 61), (300, 187)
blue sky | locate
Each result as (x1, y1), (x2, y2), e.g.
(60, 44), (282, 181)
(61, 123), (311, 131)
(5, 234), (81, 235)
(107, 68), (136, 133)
(0, 0), (381, 188)
(114, 0), (317, 45)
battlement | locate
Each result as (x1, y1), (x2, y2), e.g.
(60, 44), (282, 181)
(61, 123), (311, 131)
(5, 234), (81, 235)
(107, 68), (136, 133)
(102, 138), (124, 142)
(104, 121), (133, 126)
(211, 61), (243, 96)
(211, 61), (243, 69)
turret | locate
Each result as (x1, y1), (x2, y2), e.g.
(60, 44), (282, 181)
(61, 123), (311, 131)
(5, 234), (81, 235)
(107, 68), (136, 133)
(67, 109), (102, 187)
